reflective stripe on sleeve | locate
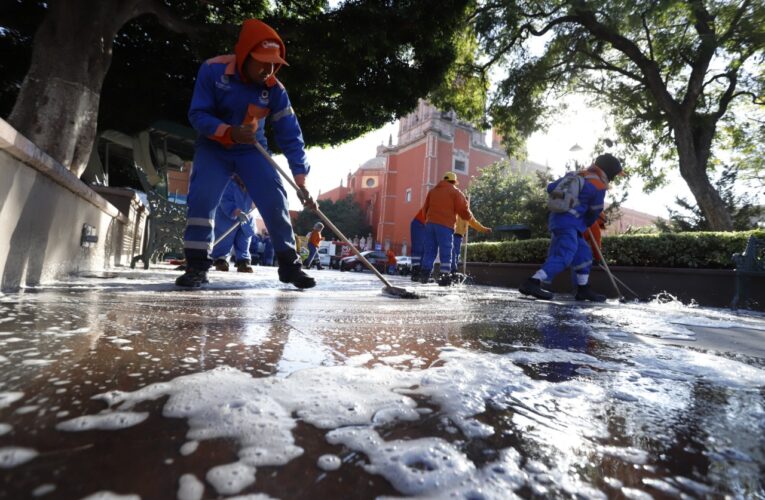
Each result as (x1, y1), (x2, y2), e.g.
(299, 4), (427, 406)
(271, 106), (294, 122)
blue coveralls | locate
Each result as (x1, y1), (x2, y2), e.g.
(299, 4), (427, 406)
(540, 173), (606, 283)
(422, 223), (455, 274)
(410, 218), (426, 269)
(211, 179), (256, 263)
(262, 236), (274, 265)
(249, 233), (262, 263)
(451, 234), (463, 271)
(183, 56), (309, 271)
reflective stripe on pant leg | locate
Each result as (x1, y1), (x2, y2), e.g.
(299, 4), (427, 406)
(184, 146), (234, 267)
(421, 223), (439, 273)
(234, 150), (296, 254)
(541, 227), (579, 279)
(435, 223), (454, 273)
(572, 234), (593, 279)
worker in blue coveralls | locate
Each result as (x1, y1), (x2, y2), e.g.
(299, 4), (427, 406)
(519, 154), (623, 302)
(176, 18), (316, 289)
(211, 175), (256, 273)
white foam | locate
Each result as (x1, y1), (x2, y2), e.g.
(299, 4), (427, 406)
(599, 445), (650, 465)
(31, 484), (56, 497)
(205, 461), (256, 495)
(56, 412), (148, 431)
(327, 427), (475, 496)
(80, 492), (140, 500)
(0, 447), (38, 468)
(0, 391), (23, 409)
(177, 473), (204, 500)
(0, 423), (11, 436)
(180, 441), (199, 456)
(317, 454), (341, 471)
(345, 353), (373, 366)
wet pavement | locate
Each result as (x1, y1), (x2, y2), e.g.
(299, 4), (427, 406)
(0, 265), (764, 499)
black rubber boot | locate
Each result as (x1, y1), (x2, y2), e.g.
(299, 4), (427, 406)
(213, 259), (229, 272)
(410, 266), (421, 282)
(437, 272), (453, 287)
(519, 278), (553, 300)
(175, 268), (209, 288)
(419, 271), (432, 284)
(277, 250), (316, 289)
(575, 284), (607, 302)
(236, 259), (253, 273)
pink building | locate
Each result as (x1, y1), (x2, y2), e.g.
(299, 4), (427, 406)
(320, 101), (528, 253)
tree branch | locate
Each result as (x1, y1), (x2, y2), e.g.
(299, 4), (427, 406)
(640, 12), (654, 61)
(578, 49), (645, 83)
(720, 0), (752, 43)
(569, 4), (681, 121)
(682, 0), (718, 112)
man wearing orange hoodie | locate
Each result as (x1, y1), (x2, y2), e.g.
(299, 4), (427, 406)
(420, 172), (491, 286)
(176, 19), (315, 289)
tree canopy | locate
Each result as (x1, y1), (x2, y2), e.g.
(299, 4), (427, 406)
(0, 0), (470, 176)
(294, 195), (371, 240)
(466, 161), (552, 239)
(442, 0), (765, 230)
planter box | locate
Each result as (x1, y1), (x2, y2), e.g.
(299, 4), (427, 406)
(466, 262), (764, 311)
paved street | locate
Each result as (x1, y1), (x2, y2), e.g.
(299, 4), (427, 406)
(1, 265), (764, 499)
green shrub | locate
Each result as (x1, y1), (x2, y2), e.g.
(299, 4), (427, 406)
(466, 230), (765, 268)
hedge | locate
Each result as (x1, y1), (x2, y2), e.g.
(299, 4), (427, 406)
(466, 230), (765, 269)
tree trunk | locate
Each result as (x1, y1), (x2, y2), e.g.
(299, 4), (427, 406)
(673, 122), (734, 231)
(8, 1), (125, 178)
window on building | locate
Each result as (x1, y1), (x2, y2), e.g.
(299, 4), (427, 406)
(405, 188), (412, 203)
(366, 178), (376, 187)
(454, 158), (467, 173)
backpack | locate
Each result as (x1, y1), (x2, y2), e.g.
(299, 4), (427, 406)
(547, 172), (585, 214)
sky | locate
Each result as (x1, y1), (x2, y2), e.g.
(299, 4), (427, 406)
(274, 103), (689, 219)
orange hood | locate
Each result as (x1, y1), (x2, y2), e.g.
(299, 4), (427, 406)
(234, 19), (287, 85)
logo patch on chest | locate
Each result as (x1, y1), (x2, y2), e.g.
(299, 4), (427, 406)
(215, 74), (231, 91)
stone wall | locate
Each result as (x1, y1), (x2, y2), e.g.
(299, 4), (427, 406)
(0, 119), (130, 291)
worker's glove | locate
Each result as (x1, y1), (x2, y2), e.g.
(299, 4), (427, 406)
(299, 186), (318, 211)
(237, 212), (249, 225)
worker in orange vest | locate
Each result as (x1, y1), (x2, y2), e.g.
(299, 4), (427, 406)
(304, 222), (324, 269)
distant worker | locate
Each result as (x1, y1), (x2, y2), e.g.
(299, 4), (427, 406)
(386, 247), (397, 275)
(452, 214), (491, 276)
(420, 172), (491, 286)
(409, 207), (426, 281)
(211, 176), (256, 273)
(304, 222), (324, 270)
(519, 154), (623, 302)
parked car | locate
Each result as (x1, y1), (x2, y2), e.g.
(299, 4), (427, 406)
(396, 255), (412, 275)
(339, 250), (388, 273)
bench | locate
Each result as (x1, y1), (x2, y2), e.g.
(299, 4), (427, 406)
(731, 236), (765, 309)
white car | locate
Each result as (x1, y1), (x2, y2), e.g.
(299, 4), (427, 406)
(396, 255), (412, 275)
